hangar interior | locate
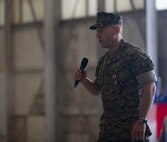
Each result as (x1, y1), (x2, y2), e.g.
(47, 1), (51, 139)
(0, 0), (167, 142)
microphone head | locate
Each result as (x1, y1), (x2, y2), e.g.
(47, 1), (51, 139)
(80, 57), (88, 70)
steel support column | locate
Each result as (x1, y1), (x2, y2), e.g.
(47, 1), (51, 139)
(5, 0), (14, 141)
(98, 0), (105, 12)
(146, 0), (158, 75)
(44, 0), (60, 141)
(97, 0), (106, 57)
(129, 0), (146, 45)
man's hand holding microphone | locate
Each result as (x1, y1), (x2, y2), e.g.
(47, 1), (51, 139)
(73, 58), (88, 88)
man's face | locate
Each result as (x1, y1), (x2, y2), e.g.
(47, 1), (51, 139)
(96, 25), (118, 49)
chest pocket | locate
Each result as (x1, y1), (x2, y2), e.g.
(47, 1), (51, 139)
(113, 61), (137, 89)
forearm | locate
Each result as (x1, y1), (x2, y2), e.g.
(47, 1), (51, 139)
(81, 77), (101, 96)
(138, 82), (156, 119)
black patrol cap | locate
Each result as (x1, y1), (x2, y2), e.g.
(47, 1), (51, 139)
(89, 11), (122, 30)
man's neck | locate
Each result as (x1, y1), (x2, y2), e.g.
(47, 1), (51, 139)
(108, 37), (122, 54)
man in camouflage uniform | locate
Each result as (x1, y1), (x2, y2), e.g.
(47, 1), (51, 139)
(74, 12), (157, 142)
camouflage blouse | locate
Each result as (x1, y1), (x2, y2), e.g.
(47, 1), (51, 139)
(95, 39), (157, 140)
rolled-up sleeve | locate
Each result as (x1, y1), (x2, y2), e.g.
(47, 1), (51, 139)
(136, 70), (157, 85)
(130, 48), (157, 85)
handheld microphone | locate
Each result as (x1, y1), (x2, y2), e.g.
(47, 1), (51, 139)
(74, 57), (88, 88)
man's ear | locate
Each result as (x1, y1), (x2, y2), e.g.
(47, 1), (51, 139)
(115, 25), (120, 34)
